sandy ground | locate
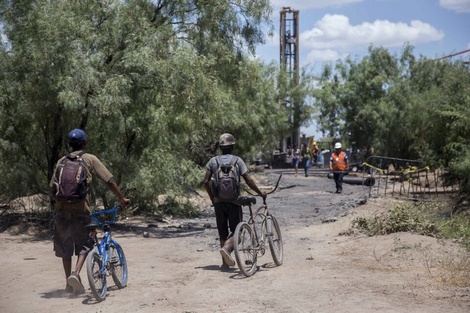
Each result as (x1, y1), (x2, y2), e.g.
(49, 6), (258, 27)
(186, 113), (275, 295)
(1, 169), (469, 313)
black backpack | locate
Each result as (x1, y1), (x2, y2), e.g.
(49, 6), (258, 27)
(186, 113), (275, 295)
(212, 155), (240, 201)
(53, 152), (88, 202)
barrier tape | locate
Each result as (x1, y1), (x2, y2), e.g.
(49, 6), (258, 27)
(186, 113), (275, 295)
(362, 162), (430, 174)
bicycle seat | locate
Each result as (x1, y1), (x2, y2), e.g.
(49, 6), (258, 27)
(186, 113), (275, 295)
(237, 196), (256, 206)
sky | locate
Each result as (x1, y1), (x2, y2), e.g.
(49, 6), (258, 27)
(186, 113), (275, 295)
(255, 0), (470, 139)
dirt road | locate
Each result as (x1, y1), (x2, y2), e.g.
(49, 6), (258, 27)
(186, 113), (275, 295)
(1, 169), (469, 313)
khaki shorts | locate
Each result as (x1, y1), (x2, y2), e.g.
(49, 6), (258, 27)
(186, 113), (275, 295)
(53, 211), (93, 258)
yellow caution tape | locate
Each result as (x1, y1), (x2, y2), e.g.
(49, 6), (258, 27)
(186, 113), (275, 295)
(362, 162), (430, 174)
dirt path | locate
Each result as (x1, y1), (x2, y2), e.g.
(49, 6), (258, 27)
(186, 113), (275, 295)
(1, 170), (469, 313)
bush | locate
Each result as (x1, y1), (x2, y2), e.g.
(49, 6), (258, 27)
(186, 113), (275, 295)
(351, 203), (439, 237)
(156, 196), (199, 218)
(351, 202), (470, 250)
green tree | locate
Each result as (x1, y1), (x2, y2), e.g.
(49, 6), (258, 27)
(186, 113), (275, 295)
(0, 0), (300, 210)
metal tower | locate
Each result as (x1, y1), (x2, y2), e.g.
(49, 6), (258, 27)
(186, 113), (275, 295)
(280, 7), (300, 151)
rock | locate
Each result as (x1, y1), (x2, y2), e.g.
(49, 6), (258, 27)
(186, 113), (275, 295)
(321, 217), (338, 223)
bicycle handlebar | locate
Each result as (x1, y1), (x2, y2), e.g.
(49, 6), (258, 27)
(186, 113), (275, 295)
(243, 174), (282, 197)
(90, 204), (121, 227)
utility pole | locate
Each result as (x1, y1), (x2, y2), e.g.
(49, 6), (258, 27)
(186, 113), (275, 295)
(280, 7), (300, 153)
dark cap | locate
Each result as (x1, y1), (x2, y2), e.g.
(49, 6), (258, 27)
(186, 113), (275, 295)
(67, 128), (87, 144)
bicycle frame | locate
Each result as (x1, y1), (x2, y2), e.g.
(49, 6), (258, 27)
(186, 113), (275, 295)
(234, 174), (283, 277)
(241, 174), (282, 251)
(89, 207), (118, 278)
(86, 204), (128, 301)
(244, 202), (271, 256)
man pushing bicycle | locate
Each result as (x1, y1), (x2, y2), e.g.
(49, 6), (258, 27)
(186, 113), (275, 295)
(203, 133), (266, 271)
(49, 129), (130, 294)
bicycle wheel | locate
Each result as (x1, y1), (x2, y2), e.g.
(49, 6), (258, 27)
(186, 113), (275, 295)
(233, 222), (257, 277)
(86, 249), (107, 302)
(267, 215), (283, 266)
(109, 241), (128, 288)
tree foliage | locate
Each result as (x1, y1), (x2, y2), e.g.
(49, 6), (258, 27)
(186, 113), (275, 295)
(0, 0), (311, 209)
(313, 45), (470, 158)
(312, 44), (470, 194)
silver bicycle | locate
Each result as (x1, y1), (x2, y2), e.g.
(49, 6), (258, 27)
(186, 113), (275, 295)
(233, 174), (283, 277)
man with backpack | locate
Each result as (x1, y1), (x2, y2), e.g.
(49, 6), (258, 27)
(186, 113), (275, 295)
(203, 133), (267, 271)
(50, 128), (130, 294)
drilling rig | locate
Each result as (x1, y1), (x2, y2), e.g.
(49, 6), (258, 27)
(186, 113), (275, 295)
(279, 7), (300, 153)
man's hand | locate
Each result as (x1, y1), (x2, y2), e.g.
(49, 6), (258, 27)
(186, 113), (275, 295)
(120, 198), (131, 209)
(259, 191), (267, 201)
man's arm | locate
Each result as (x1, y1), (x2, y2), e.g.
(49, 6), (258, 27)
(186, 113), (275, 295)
(106, 178), (130, 208)
(242, 173), (267, 200)
(203, 169), (215, 205)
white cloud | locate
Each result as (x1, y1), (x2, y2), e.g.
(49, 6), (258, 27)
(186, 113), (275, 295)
(306, 49), (346, 63)
(265, 31), (278, 46)
(269, 0), (363, 11)
(300, 14), (444, 61)
(439, 0), (470, 13)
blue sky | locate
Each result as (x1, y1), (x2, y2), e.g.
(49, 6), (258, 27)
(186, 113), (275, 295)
(255, 0), (470, 139)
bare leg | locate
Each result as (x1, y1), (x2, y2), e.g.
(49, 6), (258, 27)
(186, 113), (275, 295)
(220, 237), (235, 267)
(74, 254), (87, 276)
(219, 240), (228, 269)
(67, 254), (88, 294)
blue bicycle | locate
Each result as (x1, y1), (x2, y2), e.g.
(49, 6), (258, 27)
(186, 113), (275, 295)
(86, 205), (128, 302)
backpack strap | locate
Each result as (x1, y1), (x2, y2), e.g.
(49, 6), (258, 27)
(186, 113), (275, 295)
(230, 156), (240, 182)
(215, 155), (238, 167)
(230, 156), (238, 166)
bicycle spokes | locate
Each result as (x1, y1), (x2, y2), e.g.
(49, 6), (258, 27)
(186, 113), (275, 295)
(109, 243), (128, 288)
(233, 222), (258, 277)
(87, 250), (107, 302)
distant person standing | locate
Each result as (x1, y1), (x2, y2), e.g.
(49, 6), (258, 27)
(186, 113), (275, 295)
(301, 144), (312, 177)
(317, 149), (325, 169)
(311, 141), (319, 166)
(291, 144), (301, 177)
(329, 142), (349, 193)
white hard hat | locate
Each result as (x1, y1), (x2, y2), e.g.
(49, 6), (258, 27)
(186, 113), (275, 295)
(334, 142), (342, 149)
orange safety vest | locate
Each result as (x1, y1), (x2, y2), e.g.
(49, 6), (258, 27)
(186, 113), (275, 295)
(330, 151), (347, 171)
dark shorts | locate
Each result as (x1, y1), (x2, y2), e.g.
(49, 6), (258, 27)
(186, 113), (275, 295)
(214, 202), (243, 241)
(53, 211), (93, 258)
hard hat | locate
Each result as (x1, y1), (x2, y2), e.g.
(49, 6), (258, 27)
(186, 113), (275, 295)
(67, 129), (87, 145)
(219, 133), (235, 146)
(313, 141), (317, 145)
(334, 142), (342, 149)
